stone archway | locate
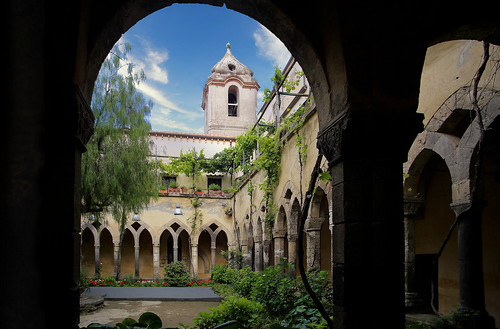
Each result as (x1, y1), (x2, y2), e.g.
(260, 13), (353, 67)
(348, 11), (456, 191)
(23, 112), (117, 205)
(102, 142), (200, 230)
(81, 227), (95, 278)
(273, 205), (288, 266)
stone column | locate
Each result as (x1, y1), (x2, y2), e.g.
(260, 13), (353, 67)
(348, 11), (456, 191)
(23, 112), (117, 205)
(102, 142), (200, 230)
(451, 201), (495, 328)
(254, 236), (263, 272)
(317, 111), (423, 328)
(191, 243), (198, 277)
(173, 239), (179, 263)
(134, 243), (140, 279)
(94, 244), (101, 278)
(305, 217), (323, 270)
(211, 241), (217, 268)
(241, 242), (250, 268)
(273, 227), (286, 265)
(403, 197), (425, 309)
(263, 239), (271, 268)
(288, 234), (298, 277)
(113, 243), (120, 278)
(153, 243), (160, 279)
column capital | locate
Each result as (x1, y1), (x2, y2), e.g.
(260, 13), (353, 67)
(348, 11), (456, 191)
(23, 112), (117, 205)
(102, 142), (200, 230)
(273, 227), (287, 238)
(403, 197), (425, 218)
(305, 216), (324, 231)
(450, 201), (474, 218)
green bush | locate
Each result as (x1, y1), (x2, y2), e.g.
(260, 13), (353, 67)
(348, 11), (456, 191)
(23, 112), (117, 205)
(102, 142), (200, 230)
(163, 261), (191, 287)
(211, 265), (240, 284)
(210, 283), (240, 301)
(280, 269), (333, 328)
(192, 297), (263, 329)
(233, 266), (258, 297)
(250, 261), (296, 316)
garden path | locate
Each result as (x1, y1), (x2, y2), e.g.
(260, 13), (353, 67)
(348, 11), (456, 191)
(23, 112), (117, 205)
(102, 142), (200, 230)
(80, 300), (221, 328)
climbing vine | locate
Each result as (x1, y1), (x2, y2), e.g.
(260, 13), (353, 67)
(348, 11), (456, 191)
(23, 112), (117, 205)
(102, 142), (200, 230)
(161, 67), (309, 225)
(188, 196), (203, 232)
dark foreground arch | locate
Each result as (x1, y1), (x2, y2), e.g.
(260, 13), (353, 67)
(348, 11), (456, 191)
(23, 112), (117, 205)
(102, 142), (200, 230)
(5, 1), (500, 328)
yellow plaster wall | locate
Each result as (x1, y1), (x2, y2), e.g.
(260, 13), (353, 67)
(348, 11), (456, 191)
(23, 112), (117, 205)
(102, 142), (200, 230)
(418, 41), (500, 125)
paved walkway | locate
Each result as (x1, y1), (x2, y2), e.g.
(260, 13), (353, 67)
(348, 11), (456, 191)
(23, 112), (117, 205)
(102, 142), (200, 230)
(82, 287), (221, 302)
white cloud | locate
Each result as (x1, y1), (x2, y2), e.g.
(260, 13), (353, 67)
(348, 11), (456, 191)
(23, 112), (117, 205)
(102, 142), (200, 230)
(253, 24), (291, 68)
(143, 48), (169, 84)
(136, 82), (203, 118)
(115, 36), (169, 84)
(150, 107), (204, 133)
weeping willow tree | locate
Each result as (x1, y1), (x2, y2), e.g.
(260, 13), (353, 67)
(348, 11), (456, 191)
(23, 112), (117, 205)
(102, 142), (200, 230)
(81, 43), (161, 279)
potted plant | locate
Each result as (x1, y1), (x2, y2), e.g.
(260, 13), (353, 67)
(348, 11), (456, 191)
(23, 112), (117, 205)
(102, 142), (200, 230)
(180, 185), (187, 193)
(208, 183), (221, 195)
(168, 181), (180, 193)
(195, 187), (203, 195)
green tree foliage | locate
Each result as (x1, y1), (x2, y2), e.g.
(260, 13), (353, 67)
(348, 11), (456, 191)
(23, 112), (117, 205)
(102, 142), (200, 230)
(81, 43), (161, 278)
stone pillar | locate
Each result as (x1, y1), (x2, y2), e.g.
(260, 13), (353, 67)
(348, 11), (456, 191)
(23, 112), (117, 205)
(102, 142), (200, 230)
(451, 201), (495, 329)
(254, 236), (263, 272)
(153, 243), (160, 279)
(288, 234), (298, 277)
(273, 227), (286, 265)
(305, 217), (323, 270)
(317, 111), (423, 328)
(191, 243), (198, 276)
(173, 241), (179, 263)
(211, 241), (217, 268)
(94, 244), (101, 278)
(241, 242), (251, 268)
(113, 243), (120, 278)
(134, 244), (140, 279)
(263, 239), (271, 269)
(403, 197), (425, 309)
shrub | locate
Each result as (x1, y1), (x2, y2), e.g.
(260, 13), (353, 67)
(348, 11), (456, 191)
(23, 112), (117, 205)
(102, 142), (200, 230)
(192, 297), (263, 329)
(250, 261), (296, 316)
(233, 266), (258, 297)
(208, 183), (221, 191)
(210, 283), (240, 301)
(278, 269), (333, 328)
(211, 265), (240, 284)
(163, 261), (191, 287)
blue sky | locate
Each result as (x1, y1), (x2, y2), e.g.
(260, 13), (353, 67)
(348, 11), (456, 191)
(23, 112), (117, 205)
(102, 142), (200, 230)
(116, 3), (291, 133)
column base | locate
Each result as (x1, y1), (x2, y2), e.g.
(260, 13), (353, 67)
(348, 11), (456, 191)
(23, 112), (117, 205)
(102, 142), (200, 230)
(405, 292), (425, 312)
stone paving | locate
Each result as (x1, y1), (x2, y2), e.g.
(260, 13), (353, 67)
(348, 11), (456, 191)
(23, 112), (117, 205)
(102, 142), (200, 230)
(80, 300), (221, 328)
(80, 287), (222, 328)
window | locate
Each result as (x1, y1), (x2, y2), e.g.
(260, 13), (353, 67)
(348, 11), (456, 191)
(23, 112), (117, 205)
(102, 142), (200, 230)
(228, 86), (238, 116)
(162, 176), (176, 189)
(207, 177), (222, 190)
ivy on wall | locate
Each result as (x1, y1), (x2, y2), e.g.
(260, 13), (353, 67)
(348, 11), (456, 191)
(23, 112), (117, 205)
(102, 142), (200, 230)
(160, 68), (310, 225)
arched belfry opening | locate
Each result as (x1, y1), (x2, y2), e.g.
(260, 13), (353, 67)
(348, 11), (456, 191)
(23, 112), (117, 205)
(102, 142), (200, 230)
(228, 85), (238, 117)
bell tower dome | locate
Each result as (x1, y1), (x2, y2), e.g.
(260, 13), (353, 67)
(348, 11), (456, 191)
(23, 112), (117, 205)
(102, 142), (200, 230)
(202, 44), (259, 136)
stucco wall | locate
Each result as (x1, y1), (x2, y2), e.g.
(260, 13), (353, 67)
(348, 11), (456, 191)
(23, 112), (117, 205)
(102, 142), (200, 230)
(418, 40), (500, 125)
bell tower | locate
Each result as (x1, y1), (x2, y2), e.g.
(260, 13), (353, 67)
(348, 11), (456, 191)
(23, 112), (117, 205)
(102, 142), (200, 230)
(202, 43), (259, 136)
